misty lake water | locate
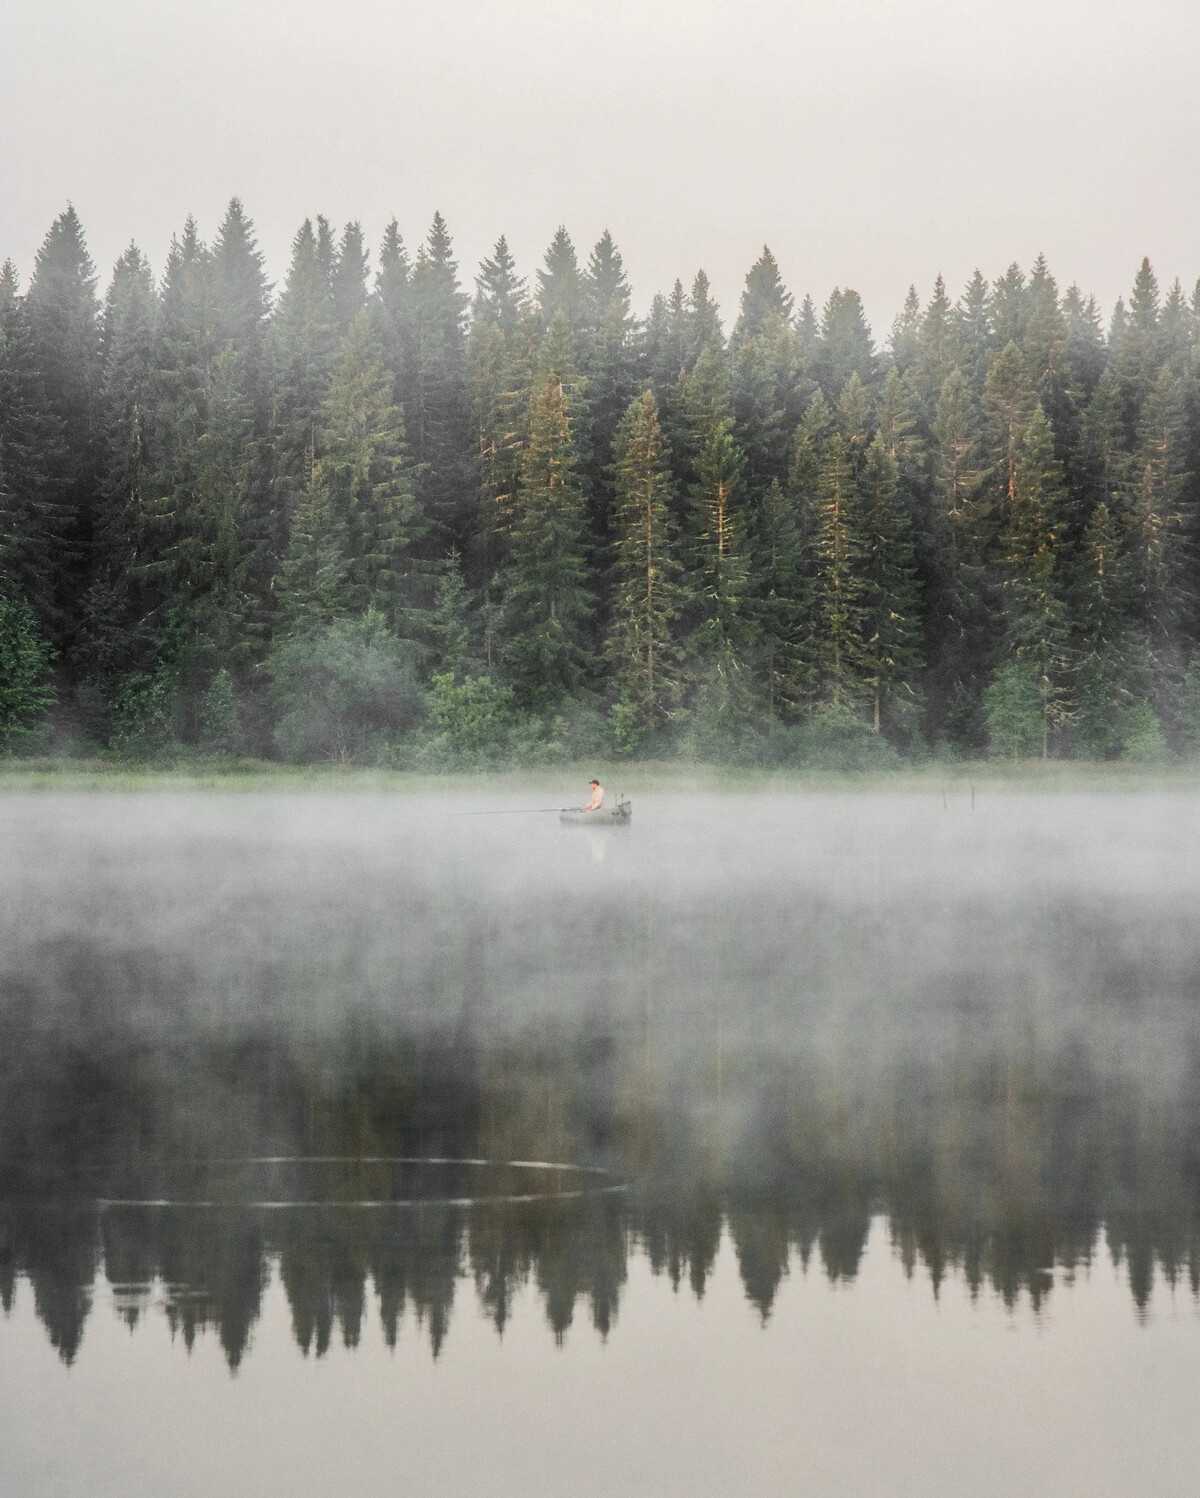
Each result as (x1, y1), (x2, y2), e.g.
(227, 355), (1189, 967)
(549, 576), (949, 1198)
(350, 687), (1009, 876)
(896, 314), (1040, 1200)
(3, 785), (1200, 1497)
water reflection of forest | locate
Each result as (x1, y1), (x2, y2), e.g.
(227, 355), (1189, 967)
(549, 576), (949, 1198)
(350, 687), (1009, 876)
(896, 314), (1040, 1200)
(4, 1003), (1199, 1369)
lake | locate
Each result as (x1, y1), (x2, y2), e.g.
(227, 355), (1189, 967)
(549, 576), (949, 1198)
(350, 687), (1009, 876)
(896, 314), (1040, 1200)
(2, 786), (1199, 1496)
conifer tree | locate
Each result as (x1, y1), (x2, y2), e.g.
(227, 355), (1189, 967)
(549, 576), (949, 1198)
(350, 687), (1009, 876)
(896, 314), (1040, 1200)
(406, 214), (470, 543)
(955, 270), (992, 394)
(729, 249), (803, 496)
(581, 232), (639, 540)
(536, 228), (585, 333)
(499, 370), (592, 707)
(688, 416), (752, 653)
(889, 286), (921, 375)
(468, 236), (536, 573)
(606, 391), (685, 728)
(25, 205), (101, 635)
(812, 289), (875, 403)
(732, 247), (793, 343)
(80, 245), (160, 689)
(1074, 501), (1149, 755)
(930, 368), (989, 743)
(859, 435), (922, 734)
(372, 219), (413, 405)
(984, 341), (1036, 508)
(989, 264), (1029, 349)
(911, 276), (958, 422)
(268, 219), (338, 547)
(331, 222), (368, 336)
(277, 311), (420, 634)
(1127, 366), (1191, 682)
(752, 476), (808, 715)
(0, 260), (64, 631)
(995, 406), (1072, 755)
(804, 430), (867, 708)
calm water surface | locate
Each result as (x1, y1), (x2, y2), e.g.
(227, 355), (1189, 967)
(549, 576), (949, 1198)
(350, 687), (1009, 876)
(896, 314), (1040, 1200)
(2, 787), (1199, 1496)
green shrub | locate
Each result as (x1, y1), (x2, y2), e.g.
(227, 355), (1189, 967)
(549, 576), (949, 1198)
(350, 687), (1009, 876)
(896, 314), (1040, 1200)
(1121, 697), (1170, 763)
(427, 673), (517, 763)
(778, 703), (901, 771)
(268, 611), (425, 764)
(197, 667), (239, 753)
(984, 662), (1044, 758)
(110, 661), (182, 756)
(0, 594), (57, 747)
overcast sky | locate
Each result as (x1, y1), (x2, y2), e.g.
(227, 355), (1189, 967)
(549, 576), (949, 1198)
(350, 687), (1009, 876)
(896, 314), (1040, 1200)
(3, 0), (1198, 336)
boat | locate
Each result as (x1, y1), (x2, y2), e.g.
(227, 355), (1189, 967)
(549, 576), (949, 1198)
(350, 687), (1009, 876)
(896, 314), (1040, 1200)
(559, 800), (632, 827)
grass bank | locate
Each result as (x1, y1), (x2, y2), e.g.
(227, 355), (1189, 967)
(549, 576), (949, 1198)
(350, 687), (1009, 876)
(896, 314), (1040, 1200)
(2, 754), (1200, 794)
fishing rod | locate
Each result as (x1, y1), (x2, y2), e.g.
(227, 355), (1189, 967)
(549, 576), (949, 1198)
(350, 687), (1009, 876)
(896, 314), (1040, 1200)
(448, 807), (566, 817)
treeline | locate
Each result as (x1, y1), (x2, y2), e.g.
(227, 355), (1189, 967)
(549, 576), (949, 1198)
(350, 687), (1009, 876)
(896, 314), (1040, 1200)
(3, 201), (1200, 762)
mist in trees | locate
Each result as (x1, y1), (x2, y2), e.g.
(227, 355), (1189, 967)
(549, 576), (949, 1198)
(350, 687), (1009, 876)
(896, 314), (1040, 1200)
(3, 203), (1200, 764)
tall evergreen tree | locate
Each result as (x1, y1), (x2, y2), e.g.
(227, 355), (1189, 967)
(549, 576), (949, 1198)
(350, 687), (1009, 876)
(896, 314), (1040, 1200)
(277, 310), (420, 633)
(499, 371), (592, 707)
(0, 260), (64, 631)
(606, 391), (685, 728)
(79, 245), (160, 689)
(995, 406), (1072, 754)
(804, 430), (867, 708)
(331, 222), (369, 336)
(406, 214), (470, 544)
(25, 205), (101, 638)
(536, 228), (585, 334)
(859, 435), (922, 734)
(812, 288), (875, 404)
(468, 236), (536, 575)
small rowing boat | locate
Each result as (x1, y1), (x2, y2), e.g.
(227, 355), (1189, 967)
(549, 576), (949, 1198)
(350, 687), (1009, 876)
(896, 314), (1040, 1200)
(559, 800), (632, 827)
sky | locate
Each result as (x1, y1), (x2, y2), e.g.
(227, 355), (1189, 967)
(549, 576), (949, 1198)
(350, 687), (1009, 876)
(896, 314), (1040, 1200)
(3, 0), (1199, 337)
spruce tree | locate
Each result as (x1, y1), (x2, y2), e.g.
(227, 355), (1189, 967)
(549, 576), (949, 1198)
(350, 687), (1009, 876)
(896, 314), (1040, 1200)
(0, 261), (64, 632)
(996, 405), (1072, 755)
(277, 311), (420, 633)
(752, 477), (809, 715)
(468, 235), (536, 575)
(536, 228), (585, 334)
(81, 244), (160, 691)
(859, 435), (922, 735)
(406, 214), (470, 544)
(804, 431), (867, 709)
(331, 222), (369, 336)
(581, 232), (639, 543)
(606, 391), (685, 729)
(268, 219), (339, 563)
(812, 288), (876, 404)
(1074, 500), (1149, 756)
(25, 206), (101, 638)
(688, 416), (752, 653)
(499, 370), (592, 708)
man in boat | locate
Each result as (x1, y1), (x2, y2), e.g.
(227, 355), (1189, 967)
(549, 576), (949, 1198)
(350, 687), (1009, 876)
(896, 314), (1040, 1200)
(583, 779), (604, 811)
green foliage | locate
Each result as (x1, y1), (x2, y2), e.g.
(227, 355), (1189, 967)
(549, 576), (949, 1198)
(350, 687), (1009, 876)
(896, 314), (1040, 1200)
(1120, 698), (1170, 763)
(8, 205), (1200, 767)
(0, 593), (57, 745)
(1176, 655), (1200, 757)
(499, 369), (592, 708)
(606, 391), (685, 731)
(110, 662), (182, 756)
(197, 667), (238, 753)
(267, 611), (425, 764)
(984, 661), (1045, 759)
(779, 703), (902, 771)
(426, 672), (517, 764)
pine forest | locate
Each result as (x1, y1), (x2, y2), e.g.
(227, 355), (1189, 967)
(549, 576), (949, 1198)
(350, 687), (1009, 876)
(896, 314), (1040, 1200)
(3, 200), (1200, 766)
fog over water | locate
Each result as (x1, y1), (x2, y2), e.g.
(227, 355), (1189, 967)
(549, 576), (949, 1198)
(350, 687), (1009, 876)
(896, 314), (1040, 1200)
(3, 788), (1200, 1495)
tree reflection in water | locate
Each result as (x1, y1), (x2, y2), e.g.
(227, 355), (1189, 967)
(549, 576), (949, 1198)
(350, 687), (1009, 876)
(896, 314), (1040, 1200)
(3, 995), (1198, 1368)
